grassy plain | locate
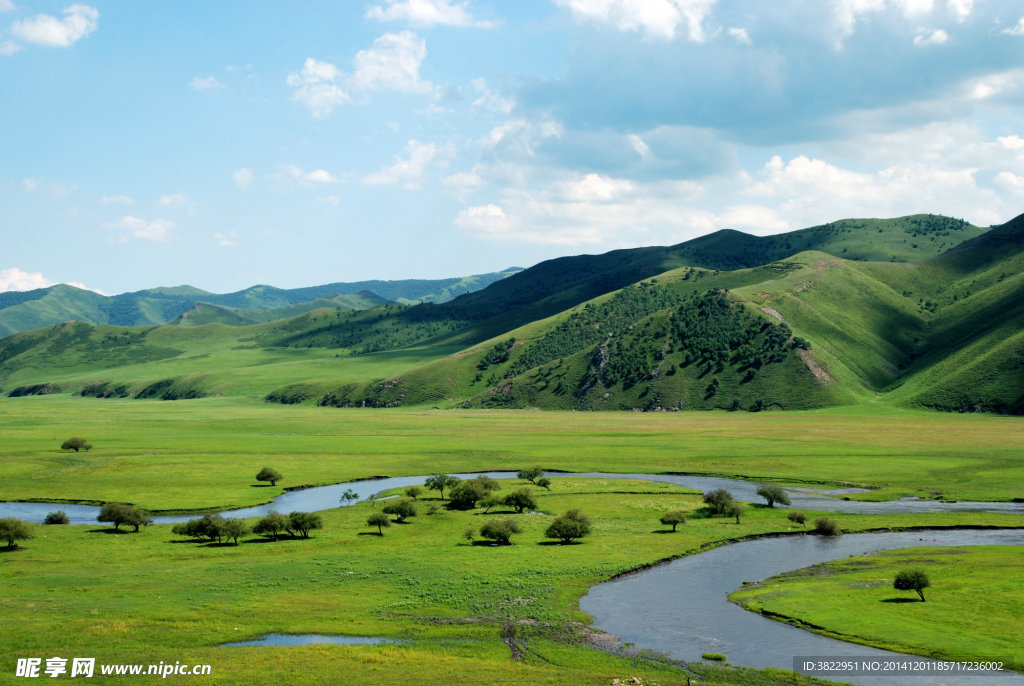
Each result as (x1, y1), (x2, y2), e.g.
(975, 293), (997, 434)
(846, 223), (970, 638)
(730, 545), (1024, 665)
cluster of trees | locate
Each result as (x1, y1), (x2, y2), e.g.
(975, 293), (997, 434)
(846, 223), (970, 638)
(252, 511), (323, 540)
(702, 489), (746, 523)
(172, 514), (249, 544)
(98, 503), (152, 532)
(477, 337), (516, 370)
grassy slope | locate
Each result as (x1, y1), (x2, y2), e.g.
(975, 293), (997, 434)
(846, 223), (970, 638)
(730, 545), (1024, 664)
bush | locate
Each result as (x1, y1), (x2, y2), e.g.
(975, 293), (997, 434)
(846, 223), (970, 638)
(60, 437), (92, 452)
(367, 512), (390, 535)
(287, 511), (323, 538)
(813, 517), (841, 536)
(659, 510), (687, 531)
(479, 518), (523, 544)
(787, 511), (807, 527)
(44, 511), (69, 525)
(703, 489), (734, 515)
(253, 512), (289, 540)
(97, 503), (151, 532)
(255, 466), (282, 486)
(382, 499), (417, 522)
(404, 485), (423, 499)
(894, 569), (930, 601)
(0, 518), (33, 549)
(502, 488), (537, 513)
(756, 484), (791, 508)
(545, 509), (592, 544)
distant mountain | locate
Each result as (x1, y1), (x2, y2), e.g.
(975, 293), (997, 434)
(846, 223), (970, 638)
(0, 268), (523, 336)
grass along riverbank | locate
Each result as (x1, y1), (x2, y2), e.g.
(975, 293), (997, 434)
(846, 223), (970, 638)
(730, 545), (1024, 666)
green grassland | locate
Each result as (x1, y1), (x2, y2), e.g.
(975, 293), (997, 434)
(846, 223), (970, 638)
(2, 475), (1020, 686)
(730, 546), (1024, 664)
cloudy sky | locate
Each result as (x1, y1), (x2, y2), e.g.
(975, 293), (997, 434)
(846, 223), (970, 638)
(2, 0), (1023, 294)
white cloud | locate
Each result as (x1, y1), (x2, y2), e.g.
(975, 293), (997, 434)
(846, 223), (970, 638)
(303, 169), (336, 183)
(22, 177), (40, 191)
(366, 0), (496, 28)
(913, 28), (948, 45)
(555, 0), (718, 42)
(190, 75), (223, 91)
(0, 39), (20, 55)
(101, 194), (133, 205)
(278, 164), (339, 185)
(442, 170), (485, 199)
(0, 267), (104, 294)
(10, 3), (98, 47)
(967, 69), (1024, 100)
(471, 78), (515, 114)
(0, 1), (16, 12)
(108, 216), (174, 242)
(1002, 17), (1024, 36)
(455, 203), (512, 238)
(287, 57), (349, 117)
(628, 134), (653, 160)
(158, 193), (187, 206)
(994, 171), (1024, 190)
(349, 31), (433, 94)
(727, 27), (751, 44)
(947, 0), (973, 22)
(997, 135), (1024, 151)
(213, 231), (238, 247)
(364, 139), (446, 187)
(233, 167), (253, 189)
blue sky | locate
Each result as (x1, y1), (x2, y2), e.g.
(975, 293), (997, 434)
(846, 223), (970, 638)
(2, 0), (1023, 295)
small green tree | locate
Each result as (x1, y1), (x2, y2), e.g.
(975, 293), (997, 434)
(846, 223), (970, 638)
(448, 477), (498, 510)
(545, 509), (592, 544)
(60, 437), (92, 452)
(502, 488), (537, 513)
(425, 473), (460, 501)
(725, 501), (746, 524)
(703, 489), (734, 515)
(404, 485), (423, 500)
(255, 466), (282, 486)
(535, 477), (552, 490)
(44, 511), (70, 525)
(287, 511), (323, 538)
(480, 518), (523, 545)
(517, 466), (544, 484)
(253, 512), (289, 540)
(659, 510), (687, 532)
(221, 519), (248, 545)
(382, 499), (417, 522)
(97, 503), (151, 532)
(814, 517), (841, 537)
(479, 494), (501, 514)
(339, 488), (359, 506)
(172, 514), (226, 542)
(756, 484), (791, 508)
(894, 569), (930, 601)
(367, 512), (390, 536)
(787, 511), (807, 527)
(0, 518), (33, 549)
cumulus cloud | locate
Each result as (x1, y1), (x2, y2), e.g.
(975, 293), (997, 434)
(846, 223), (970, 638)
(556, 0), (718, 42)
(287, 58), (349, 117)
(364, 139), (448, 187)
(10, 3), (98, 47)
(727, 27), (751, 44)
(233, 167), (254, 189)
(189, 75), (223, 91)
(0, 267), (104, 294)
(913, 28), (948, 45)
(108, 216), (174, 242)
(947, 0), (973, 22)
(366, 0), (496, 28)
(471, 78), (515, 113)
(279, 164), (338, 184)
(1002, 17), (1024, 36)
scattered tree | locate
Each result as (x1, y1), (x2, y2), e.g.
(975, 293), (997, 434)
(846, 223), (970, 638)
(0, 518), (33, 549)
(425, 473), (460, 501)
(725, 501), (746, 524)
(502, 488), (538, 513)
(703, 489), (734, 515)
(44, 511), (69, 525)
(367, 512), (390, 536)
(756, 484), (791, 508)
(517, 467), (545, 484)
(253, 511), (289, 540)
(382, 499), (417, 522)
(479, 494), (501, 514)
(339, 488), (359, 506)
(287, 511), (323, 538)
(480, 518), (523, 545)
(404, 485), (423, 500)
(659, 510), (687, 532)
(448, 477), (500, 510)
(97, 503), (151, 532)
(545, 509), (592, 544)
(894, 569), (930, 601)
(787, 511), (807, 527)
(221, 518), (249, 545)
(535, 477), (552, 491)
(255, 466), (283, 486)
(60, 437), (92, 452)
(813, 517), (841, 537)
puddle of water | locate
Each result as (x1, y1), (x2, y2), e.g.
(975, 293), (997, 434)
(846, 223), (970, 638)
(221, 633), (400, 648)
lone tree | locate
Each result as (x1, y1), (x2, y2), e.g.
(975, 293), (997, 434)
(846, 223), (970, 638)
(44, 511), (70, 525)
(517, 466), (545, 484)
(339, 488), (359, 506)
(787, 511), (807, 527)
(703, 489), (734, 515)
(97, 503), (151, 532)
(367, 512), (390, 536)
(253, 511), (289, 540)
(382, 498), (417, 522)
(255, 466), (283, 486)
(545, 509), (592, 544)
(425, 473), (460, 501)
(756, 484), (791, 508)
(286, 511), (323, 538)
(535, 477), (552, 491)
(502, 488), (538, 514)
(480, 518), (523, 545)
(660, 510), (687, 532)
(725, 501), (746, 524)
(894, 569), (931, 601)
(404, 485), (423, 500)
(60, 437), (92, 452)
(0, 518), (33, 549)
